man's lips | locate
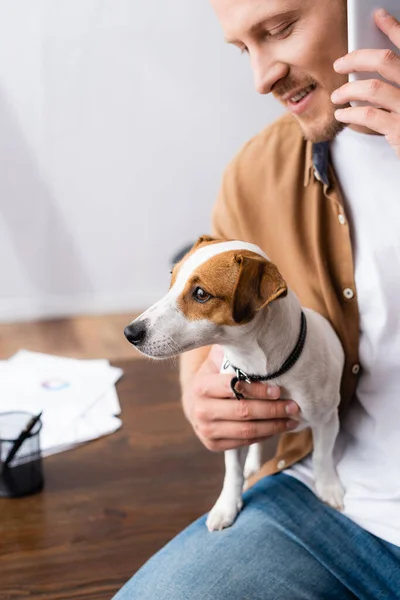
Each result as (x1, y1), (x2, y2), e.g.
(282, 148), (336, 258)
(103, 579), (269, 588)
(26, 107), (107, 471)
(277, 83), (316, 104)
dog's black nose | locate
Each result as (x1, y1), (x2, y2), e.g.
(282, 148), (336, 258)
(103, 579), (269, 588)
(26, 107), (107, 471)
(124, 323), (147, 346)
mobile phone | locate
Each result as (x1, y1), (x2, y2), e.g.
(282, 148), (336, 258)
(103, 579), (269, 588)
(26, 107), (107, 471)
(347, 0), (400, 105)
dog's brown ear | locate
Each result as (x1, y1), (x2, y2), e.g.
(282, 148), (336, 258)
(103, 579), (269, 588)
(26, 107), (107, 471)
(192, 234), (216, 250)
(172, 235), (218, 271)
(232, 255), (287, 323)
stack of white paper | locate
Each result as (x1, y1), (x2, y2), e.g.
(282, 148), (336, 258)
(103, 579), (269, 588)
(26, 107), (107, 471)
(0, 350), (123, 457)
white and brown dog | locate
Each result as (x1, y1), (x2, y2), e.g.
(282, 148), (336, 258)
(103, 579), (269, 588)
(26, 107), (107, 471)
(124, 236), (345, 531)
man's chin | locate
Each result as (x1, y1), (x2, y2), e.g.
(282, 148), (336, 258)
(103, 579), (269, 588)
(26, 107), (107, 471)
(292, 112), (346, 143)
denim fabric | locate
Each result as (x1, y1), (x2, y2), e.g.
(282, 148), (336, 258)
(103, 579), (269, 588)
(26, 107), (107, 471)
(113, 474), (400, 600)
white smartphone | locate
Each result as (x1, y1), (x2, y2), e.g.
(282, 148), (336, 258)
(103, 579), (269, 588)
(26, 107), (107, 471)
(347, 0), (400, 104)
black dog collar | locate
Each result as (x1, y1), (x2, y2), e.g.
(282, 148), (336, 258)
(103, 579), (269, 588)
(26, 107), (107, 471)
(226, 311), (307, 400)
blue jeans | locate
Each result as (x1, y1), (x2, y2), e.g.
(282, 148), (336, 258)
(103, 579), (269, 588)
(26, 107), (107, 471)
(113, 474), (400, 599)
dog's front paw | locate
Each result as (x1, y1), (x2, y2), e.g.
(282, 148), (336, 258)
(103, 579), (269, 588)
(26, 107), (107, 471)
(316, 477), (345, 510)
(206, 496), (243, 532)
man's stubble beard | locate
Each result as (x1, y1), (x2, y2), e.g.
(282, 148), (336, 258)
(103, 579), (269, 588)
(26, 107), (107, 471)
(295, 106), (347, 143)
(273, 75), (348, 143)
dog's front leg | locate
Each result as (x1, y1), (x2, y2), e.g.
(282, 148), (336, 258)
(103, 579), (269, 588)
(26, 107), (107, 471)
(206, 446), (248, 532)
(244, 442), (262, 484)
(312, 409), (345, 510)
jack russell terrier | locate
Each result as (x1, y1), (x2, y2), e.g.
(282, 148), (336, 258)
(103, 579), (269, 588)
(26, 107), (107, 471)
(124, 236), (345, 531)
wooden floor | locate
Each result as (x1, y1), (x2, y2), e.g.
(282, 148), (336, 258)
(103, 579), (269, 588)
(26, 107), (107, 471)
(0, 313), (141, 360)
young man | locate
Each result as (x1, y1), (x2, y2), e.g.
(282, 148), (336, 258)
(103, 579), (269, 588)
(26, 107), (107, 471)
(114, 1), (400, 597)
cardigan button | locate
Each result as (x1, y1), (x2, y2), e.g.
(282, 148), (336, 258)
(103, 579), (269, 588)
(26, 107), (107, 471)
(343, 287), (354, 300)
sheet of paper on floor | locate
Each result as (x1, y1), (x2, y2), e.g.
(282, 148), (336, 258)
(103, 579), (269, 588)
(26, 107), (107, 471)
(0, 350), (123, 457)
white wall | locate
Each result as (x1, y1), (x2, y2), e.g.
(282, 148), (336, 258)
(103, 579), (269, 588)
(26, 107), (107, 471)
(0, 0), (284, 322)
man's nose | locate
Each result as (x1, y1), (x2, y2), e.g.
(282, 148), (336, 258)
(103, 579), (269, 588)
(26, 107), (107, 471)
(252, 54), (289, 95)
(124, 320), (148, 346)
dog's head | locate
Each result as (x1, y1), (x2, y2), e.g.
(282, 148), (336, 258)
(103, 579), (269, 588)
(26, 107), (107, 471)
(124, 235), (287, 358)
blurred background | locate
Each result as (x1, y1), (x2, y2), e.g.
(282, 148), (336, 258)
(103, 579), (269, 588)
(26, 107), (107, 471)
(0, 4), (285, 588)
(0, 0), (284, 324)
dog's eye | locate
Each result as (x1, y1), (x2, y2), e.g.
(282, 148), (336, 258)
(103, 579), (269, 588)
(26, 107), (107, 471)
(193, 287), (212, 303)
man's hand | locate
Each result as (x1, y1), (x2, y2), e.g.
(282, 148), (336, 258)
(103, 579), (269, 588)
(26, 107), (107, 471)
(331, 9), (400, 159)
(182, 345), (300, 452)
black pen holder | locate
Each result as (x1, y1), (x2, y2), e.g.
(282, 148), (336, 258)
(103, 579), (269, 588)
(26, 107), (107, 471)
(0, 411), (44, 498)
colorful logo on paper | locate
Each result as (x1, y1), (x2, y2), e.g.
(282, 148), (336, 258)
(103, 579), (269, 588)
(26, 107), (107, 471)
(41, 378), (71, 391)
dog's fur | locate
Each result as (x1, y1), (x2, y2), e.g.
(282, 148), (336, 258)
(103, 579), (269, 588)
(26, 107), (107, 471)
(124, 236), (345, 531)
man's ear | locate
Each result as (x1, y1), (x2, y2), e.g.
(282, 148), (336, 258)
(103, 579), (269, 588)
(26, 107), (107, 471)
(232, 255), (288, 324)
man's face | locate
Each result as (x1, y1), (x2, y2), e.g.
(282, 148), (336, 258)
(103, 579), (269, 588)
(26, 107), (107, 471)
(210, 0), (349, 142)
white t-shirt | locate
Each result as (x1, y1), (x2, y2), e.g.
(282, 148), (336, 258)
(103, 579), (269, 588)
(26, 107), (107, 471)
(285, 127), (400, 547)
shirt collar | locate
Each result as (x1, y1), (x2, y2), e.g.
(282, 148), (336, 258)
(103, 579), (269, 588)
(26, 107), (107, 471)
(304, 140), (330, 187)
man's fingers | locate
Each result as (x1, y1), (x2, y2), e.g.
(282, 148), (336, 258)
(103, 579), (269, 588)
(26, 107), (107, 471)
(197, 418), (299, 451)
(214, 418), (299, 439)
(192, 373), (281, 401)
(375, 9), (400, 50)
(198, 398), (299, 423)
(334, 48), (400, 87)
(331, 79), (400, 112)
(334, 104), (397, 137)
(235, 381), (281, 399)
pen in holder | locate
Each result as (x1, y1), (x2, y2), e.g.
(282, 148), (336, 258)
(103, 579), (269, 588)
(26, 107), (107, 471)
(0, 411), (44, 498)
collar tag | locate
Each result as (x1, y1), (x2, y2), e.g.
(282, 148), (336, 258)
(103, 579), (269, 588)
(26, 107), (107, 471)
(235, 368), (251, 384)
